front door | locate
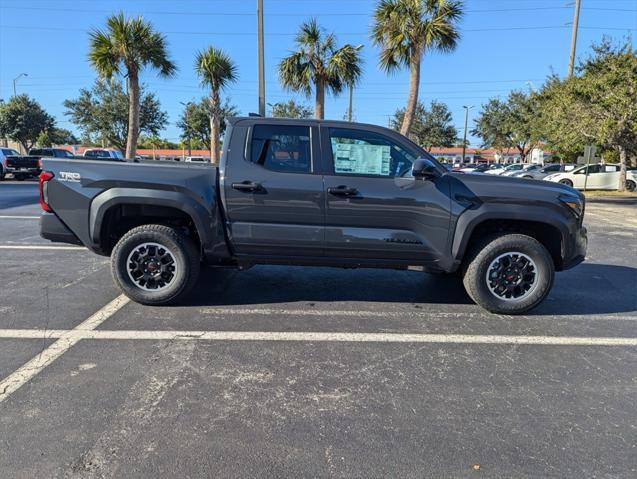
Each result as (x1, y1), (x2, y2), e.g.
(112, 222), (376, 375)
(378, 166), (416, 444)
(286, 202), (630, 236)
(320, 125), (451, 265)
(223, 123), (324, 257)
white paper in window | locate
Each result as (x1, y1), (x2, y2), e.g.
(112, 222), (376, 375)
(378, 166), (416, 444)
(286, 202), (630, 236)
(604, 165), (616, 172)
(334, 142), (391, 175)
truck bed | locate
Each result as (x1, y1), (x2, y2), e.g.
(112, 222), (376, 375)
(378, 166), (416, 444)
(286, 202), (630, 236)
(40, 158), (220, 255)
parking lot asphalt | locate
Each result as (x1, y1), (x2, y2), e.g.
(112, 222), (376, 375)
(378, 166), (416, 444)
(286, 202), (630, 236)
(0, 181), (636, 478)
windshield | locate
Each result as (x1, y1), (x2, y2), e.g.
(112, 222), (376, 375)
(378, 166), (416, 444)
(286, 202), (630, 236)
(505, 164), (522, 170)
(113, 150), (124, 159)
(2, 148), (20, 156)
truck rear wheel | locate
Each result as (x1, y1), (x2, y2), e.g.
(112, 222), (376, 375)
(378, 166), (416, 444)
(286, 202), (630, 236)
(111, 224), (200, 305)
(462, 234), (554, 314)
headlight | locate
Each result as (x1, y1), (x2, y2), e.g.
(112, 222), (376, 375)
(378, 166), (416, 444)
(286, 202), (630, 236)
(559, 193), (584, 217)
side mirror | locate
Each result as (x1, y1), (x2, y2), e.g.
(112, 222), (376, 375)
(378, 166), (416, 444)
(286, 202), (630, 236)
(412, 158), (439, 179)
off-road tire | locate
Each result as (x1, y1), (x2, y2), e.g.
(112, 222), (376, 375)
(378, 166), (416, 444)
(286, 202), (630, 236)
(462, 234), (554, 315)
(111, 224), (200, 305)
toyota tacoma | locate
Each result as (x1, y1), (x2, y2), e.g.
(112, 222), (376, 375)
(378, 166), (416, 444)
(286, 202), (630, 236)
(39, 118), (587, 314)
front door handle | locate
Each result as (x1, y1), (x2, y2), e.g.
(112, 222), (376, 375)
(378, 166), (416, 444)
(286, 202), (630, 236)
(232, 181), (262, 192)
(327, 185), (359, 197)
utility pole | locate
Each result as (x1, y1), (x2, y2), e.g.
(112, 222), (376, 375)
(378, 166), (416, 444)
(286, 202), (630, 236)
(462, 105), (473, 163)
(257, 0), (266, 116)
(180, 101), (192, 157)
(347, 45), (364, 122)
(13, 73), (28, 97)
(567, 0), (581, 78)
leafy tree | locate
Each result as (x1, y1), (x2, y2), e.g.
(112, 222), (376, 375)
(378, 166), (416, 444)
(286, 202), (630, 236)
(88, 12), (176, 158)
(177, 97), (239, 151)
(536, 40), (637, 190)
(137, 135), (178, 150)
(279, 19), (363, 119)
(471, 90), (539, 161)
(194, 46), (238, 164)
(36, 128), (79, 147)
(372, 0), (463, 136)
(390, 100), (457, 150)
(64, 79), (168, 152)
(0, 95), (54, 151)
(269, 99), (313, 119)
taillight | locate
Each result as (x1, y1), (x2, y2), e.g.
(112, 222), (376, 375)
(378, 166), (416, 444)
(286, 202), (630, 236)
(37, 159), (42, 169)
(39, 171), (54, 212)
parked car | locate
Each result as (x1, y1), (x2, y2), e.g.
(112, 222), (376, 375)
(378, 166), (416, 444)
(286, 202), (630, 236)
(185, 156), (209, 163)
(40, 117), (587, 315)
(0, 147), (22, 180)
(2, 147), (42, 180)
(83, 148), (125, 160)
(485, 163), (524, 175)
(29, 148), (78, 159)
(544, 163), (637, 191)
(459, 163), (498, 174)
(509, 164), (574, 181)
(501, 164), (543, 177)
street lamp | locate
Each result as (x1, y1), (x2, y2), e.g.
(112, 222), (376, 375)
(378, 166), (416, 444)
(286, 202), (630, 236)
(13, 73), (28, 97)
(347, 44), (364, 122)
(180, 101), (193, 157)
(461, 105), (474, 164)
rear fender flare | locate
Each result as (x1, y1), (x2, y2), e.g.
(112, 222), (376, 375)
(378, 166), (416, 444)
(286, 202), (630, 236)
(89, 188), (213, 249)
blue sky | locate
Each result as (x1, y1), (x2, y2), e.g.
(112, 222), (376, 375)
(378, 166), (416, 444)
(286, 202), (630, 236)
(0, 0), (635, 146)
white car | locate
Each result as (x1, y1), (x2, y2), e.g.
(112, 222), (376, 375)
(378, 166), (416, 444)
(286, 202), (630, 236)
(83, 148), (124, 160)
(544, 164), (637, 191)
(185, 156), (209, 163)
(485, 163), (524, 175)
(501, 164), (543, 177)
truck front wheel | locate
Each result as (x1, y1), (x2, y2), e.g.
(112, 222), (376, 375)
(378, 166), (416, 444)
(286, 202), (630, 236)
(111, 224), (200, 305)
(462, 234), (554, 314)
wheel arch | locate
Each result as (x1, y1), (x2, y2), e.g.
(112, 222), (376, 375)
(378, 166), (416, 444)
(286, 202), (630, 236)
(90, 188), (214, 256)
(452, 209), (569, 271)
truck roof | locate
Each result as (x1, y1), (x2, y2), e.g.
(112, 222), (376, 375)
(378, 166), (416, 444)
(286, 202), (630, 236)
(227, 116), (388, 131)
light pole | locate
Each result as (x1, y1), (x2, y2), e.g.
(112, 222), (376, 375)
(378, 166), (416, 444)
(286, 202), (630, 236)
(180, 101), (193, 157)
(257, 0), (265, 116)
(13, 73), (28, 97)
(462, 105), (473, 164)
(567, 0), (581, 78)
(347, 44), (364, 122)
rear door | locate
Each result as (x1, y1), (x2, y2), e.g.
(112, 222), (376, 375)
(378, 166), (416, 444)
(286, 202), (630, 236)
(223, 122), (324, 257)
(320, 125), (451, 265)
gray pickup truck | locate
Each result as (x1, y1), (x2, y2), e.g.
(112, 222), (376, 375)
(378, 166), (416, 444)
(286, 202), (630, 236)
(39, 117), (587, 314)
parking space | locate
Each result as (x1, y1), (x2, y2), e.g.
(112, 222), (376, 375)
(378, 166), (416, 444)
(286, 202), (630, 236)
(1, 183), (636, 477)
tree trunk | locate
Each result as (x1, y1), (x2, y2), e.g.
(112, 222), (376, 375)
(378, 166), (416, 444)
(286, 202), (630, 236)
(315, 79), (325, 120)
(400, 55), (421, 137)
(210, 90), (221, 165)
(125, 73), (140, 159)
(618, 145), (627, 192)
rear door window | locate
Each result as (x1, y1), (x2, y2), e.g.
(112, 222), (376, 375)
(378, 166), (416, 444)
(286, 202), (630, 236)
(250, 124), (311, 173)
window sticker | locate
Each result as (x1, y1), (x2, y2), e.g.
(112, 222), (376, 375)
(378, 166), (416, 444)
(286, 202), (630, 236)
(333, 142), (391, 175)
(604, 165), (616, 172)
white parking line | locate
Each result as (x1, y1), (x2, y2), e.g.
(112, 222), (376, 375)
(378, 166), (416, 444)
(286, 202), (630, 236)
(0, 295), (129, 403)
(0, 215), (40, 219)
(0, 245), (86, 250)
(0, 328), (635, 346)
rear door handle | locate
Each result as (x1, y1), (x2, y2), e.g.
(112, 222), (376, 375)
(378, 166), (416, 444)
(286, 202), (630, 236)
(232, 181), (262, 192)
(327, 185), (359, 197)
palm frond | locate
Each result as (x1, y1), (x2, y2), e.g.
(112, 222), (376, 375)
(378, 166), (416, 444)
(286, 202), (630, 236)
(195, 46), (238, 91)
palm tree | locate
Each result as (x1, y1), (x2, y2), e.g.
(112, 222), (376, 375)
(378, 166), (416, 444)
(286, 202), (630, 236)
(195, 46), (238, 164)
(89, 12), (176, 158)
(279, 19), (363, 119)
(372, 0), (463, 136)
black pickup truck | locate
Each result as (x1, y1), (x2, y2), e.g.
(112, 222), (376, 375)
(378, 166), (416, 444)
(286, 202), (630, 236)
(3, 148), (79, 180)
(39, 118), (587, 314)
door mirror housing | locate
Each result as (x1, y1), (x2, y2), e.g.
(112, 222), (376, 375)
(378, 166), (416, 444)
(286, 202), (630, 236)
(412, 158), (440, 179)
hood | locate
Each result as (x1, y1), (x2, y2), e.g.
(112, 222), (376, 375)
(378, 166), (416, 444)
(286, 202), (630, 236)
(447, 171), (582, 203)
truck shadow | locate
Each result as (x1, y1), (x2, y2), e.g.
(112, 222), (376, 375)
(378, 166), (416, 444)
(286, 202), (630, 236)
(187, 263), (636, 316)
(188, 265), (472, 306)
